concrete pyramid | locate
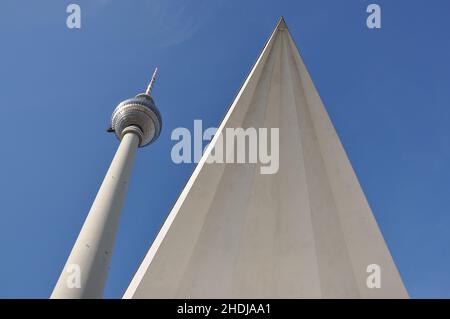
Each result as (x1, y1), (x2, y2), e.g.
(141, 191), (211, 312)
(124, 18), (408, 298)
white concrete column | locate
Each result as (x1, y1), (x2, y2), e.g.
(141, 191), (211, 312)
(51, 131), (140, 299)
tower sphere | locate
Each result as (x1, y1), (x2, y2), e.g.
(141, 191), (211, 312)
(111, 93), (162, 147)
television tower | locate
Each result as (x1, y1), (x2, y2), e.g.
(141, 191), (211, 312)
(51, 69), (162, 299)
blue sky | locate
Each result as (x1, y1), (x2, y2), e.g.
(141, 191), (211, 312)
(0, 0), (449, 298)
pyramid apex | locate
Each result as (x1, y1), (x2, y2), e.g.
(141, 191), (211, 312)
(276, 16), (288, 31)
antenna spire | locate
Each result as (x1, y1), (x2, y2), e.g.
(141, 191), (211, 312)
(145, 67), (158, 95)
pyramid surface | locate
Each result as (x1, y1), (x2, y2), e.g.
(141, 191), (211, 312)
(124, 18), (408, 298)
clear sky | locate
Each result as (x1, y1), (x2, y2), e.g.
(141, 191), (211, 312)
(0, 0), (449, 298)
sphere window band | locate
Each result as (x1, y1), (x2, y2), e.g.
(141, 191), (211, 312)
(111, 94), (162, 147)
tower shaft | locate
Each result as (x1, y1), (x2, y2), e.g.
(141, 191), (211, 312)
(52, 131), (140, 298)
